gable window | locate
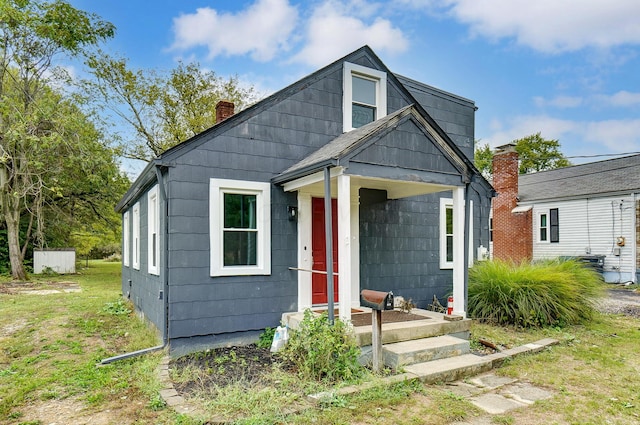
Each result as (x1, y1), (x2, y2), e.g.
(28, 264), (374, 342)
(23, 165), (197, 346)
(210, 179), (271, 276)
(343, 62), (387, 131)
(549, 208), (559, 243)
(123, 211), (130, 267)
(132, 202), (140, 270)
(147, 185), (159, 275)
(439, 198), (473, 269)
(539, 213), (548, 241)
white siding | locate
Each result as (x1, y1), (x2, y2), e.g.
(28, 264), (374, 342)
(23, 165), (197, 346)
(531, 195), (637, 282)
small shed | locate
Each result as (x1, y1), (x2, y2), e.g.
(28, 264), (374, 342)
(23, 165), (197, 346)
(34, 249), (76, 274)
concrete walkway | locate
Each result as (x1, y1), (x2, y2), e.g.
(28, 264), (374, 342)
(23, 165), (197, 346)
(442, 373), (554, 422)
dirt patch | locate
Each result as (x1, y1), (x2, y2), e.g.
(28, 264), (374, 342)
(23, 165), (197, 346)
(350, 310), (431, 327)
(171, 345), (281, 397)
(0, 318), (28, 337)
(0, 280), (80, 295)
(598, 288), (640, 317)
(15, 394), (150, 425)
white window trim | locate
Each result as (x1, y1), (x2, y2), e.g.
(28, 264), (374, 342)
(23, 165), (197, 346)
(123, 211), (130, 267)
(147, 185), (160, 275)
(210, 179), (271, 277)
(538, 212), (548, 243)
(343, 62), (387, 132)
(132, 202), (140, 270)
(439, 197), (473, 269)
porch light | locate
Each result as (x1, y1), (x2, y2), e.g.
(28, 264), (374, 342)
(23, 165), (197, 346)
(287, 205), (298, 221)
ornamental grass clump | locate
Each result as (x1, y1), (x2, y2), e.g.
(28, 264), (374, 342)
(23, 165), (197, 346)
(468, 258), (604, 328)
(280, 309), (363, 382)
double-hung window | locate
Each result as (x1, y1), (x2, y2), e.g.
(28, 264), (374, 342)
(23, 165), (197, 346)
(147, 185), (160, 275)
(210, 179), (271, 276)
(539, 208), (559, 243)
(439, 198), (474, 269)
(132, 202), (140, 270)
(343, 62), (387, 131)
(539, 213), (548, 242)
(123, 211), (130, 267)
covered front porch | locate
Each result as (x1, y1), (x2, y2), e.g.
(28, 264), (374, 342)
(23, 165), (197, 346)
(279, 166), (469, 323)
(273, 105), (479, 323)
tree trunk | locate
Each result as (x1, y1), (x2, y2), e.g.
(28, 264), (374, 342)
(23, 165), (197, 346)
(4, 196), (27, 281)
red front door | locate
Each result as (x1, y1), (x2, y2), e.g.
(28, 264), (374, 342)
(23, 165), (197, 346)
(311, 197), (338, 304)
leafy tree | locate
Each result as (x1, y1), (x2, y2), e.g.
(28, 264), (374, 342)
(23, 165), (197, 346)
(474, 132), (571, 179)
(83, 55), (259, 161)
(0, 0), (115, 279)
(516, 132), (571, 174)
(473, 140), (493, 180)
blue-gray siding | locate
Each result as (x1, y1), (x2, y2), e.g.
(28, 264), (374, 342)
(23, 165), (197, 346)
(120, 48), (490, 352)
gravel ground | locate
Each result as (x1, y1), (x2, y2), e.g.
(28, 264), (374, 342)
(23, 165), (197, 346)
(597, 287), (640, 317)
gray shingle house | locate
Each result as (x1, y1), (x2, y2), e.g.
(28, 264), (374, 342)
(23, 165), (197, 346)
(116, 46), (493, 355)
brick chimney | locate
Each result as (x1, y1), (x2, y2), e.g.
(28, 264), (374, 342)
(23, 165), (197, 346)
(215, 100), (235, 123)
(492, 144), (532, 262)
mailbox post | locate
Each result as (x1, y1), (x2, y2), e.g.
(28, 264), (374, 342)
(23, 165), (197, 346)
(360, 289), (394, 372)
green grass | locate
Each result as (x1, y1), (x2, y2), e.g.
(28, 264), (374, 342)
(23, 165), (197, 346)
(3, 261), (640, 424)
(0, 261), (200, 425)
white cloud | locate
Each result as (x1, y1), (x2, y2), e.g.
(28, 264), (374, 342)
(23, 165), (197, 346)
(582, 119), (640, 151)
(597, 91), (640, 107)
(485, 114), (640, 155)
(439, 0), (640, 53)
(170, 0), (298, 62)
(534, 95), (583, 109)
(290, 1), (409, 67)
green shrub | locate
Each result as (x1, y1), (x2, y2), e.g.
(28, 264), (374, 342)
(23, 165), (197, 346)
(256, 327), (276, 349)
(279, 309), (362, 382)
(468, 258), (604, 328)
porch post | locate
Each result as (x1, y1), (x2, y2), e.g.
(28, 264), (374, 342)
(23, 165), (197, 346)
(324, 167), (335, 325)
(452, 186), (466, 317)
(338, 174), (352, 322)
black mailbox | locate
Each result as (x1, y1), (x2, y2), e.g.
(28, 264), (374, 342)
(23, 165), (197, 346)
(360, 289), (394, 311)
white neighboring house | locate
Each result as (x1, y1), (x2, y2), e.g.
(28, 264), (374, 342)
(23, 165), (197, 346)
(493, 146), (640, 283)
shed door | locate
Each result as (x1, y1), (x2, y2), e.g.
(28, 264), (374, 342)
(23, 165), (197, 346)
(311, 197), (338, 304)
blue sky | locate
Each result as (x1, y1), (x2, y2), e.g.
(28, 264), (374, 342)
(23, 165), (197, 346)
(69, 0), (640, 169)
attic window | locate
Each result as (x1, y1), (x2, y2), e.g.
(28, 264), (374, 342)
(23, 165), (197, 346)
(343, 62), (387, 131)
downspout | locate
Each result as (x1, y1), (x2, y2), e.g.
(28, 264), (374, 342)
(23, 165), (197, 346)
(99, 165), (169, 365)
(463, 180), (471, 314)
(632, 192), (638, 283)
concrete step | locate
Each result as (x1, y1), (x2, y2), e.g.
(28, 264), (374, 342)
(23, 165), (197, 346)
(383, 335), (470, 368)
(351, 310), (472, 346)
(404, 353), (495, 384)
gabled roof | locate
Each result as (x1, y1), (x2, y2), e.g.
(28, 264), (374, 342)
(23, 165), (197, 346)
(117, 45), (491, 212)
(518, 154), (640, 202)
(273, 104), (470, 184)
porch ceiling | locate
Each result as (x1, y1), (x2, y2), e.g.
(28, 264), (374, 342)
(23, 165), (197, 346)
(284, 169), (453, 199)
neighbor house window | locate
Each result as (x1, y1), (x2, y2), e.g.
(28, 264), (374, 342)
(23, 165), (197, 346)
(132, 202), (140, 270)
(539, 208), (559, 243)
(440, 198), (473, 269)
(210, 179), (271, 276)
(123, 211), (130, 267)
(539, 213), (548, 241)
(343, 62), (387, 131)
(549, 208), (559, 243)
(147, 185), (159, 275)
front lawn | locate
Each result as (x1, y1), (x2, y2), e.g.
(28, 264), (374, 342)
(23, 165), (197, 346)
(2, 262), (639, 424)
